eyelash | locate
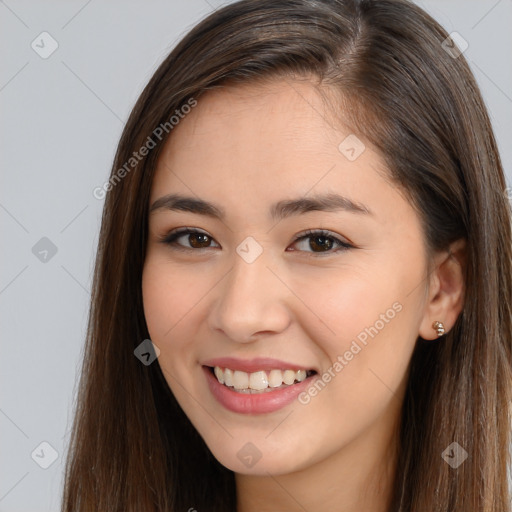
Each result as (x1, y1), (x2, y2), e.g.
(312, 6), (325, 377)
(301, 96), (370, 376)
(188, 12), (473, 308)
(158, 227), (354, 256)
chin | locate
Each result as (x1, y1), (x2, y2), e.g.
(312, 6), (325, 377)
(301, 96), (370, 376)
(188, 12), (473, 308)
(217, 452), (303, 476)
(202, 434), (318, 476)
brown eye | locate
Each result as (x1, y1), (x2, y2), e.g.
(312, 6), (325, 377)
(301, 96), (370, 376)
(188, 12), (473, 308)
(187, 232), (212, 248)
(308, 234), (335, 252)
(160, 228), (353, 256)
(161, 228), (220, 250)
(289, 229), (353, 255)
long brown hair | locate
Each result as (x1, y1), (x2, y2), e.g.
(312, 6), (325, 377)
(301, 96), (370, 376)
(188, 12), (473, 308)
(61, 0), (512, 510)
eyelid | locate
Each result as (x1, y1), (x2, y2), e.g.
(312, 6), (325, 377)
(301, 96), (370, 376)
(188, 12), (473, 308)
(293, 228), (353, 248)
(158, 227), (220, 249)
(158, 227), (354, 254)
(290, 229), (353, 256)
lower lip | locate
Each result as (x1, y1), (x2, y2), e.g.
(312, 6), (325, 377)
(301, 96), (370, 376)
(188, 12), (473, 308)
(203, 366), (316, 414)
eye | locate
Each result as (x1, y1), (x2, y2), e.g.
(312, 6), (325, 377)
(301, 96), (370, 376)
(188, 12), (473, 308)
(288, 229), (353, 255)
(158, 227), (353, 255)
(159, 227), (219, 251)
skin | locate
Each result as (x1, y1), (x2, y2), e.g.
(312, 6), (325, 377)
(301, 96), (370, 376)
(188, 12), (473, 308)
(142, 79), (466, 511)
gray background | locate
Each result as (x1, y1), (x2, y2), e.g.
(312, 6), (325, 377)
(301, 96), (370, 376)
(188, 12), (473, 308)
(1, 1), (510, 511)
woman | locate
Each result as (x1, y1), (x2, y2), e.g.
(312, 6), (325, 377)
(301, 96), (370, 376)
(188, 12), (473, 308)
(61, 0), (512, 510)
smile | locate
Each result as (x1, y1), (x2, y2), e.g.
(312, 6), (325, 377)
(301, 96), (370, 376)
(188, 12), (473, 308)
(203, 363), (318, 414)
(212, 366), (314, 393)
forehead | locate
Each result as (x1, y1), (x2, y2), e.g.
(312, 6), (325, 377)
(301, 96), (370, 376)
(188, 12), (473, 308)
(177, 79), (343, 144)
(154, 80), (381, 184)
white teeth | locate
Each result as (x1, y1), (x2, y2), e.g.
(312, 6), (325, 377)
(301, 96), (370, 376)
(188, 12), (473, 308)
(296, 369), (307, 382)
(212, 366), (312, 392)
(268, 369), (283, 388)
(224, 368), (233, 387)
(249, 371), (268, 390)
(282, 369), (296, 385)
(214, 366), (224, 385)
(233, 370), (249, 390)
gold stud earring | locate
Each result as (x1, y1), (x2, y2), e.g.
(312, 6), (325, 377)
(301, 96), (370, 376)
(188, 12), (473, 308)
(432, 321), (446, 337)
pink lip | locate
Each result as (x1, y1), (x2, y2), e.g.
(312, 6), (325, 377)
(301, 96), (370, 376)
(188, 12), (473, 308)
(202, 357), (314, 373)
(202, 365), (317, 414)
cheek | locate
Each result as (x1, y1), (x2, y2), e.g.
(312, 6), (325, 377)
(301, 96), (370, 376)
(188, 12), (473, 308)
(142, 254), (208, 326)
(291, 264), (403, 354)
(292, 292), (413, 462)
(142, 257), (205, 342)
(142, 260), (206, 396)
(294, 260), (420, 410)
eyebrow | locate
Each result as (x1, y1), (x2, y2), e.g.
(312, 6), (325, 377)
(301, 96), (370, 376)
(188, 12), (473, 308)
(149, 192), (373, 220)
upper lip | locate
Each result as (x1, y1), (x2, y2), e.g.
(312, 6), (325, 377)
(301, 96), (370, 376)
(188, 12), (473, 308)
(202, 357), (316, 373)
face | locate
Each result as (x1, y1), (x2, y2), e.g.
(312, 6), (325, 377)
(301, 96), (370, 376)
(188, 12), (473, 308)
(142, 79), (431, 477)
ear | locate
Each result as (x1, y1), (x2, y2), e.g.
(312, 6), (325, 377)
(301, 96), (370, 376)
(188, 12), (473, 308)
(418, 238), (466, 340)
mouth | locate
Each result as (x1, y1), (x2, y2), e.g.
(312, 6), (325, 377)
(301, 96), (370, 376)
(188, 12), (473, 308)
(205, 365), (317, 394)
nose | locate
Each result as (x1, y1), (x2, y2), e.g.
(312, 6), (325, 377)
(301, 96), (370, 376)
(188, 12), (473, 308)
(207, 251), (292, 343)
